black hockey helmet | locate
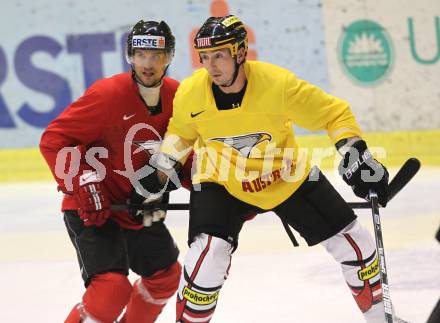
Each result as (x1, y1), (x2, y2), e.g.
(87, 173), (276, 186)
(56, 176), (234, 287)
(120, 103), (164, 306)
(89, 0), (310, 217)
(194, 15), (247, 58)
(127, 20), (175, 57)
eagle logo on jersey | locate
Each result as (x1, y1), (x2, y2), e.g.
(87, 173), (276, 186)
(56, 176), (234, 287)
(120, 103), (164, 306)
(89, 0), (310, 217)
(208, 132), (272, 158)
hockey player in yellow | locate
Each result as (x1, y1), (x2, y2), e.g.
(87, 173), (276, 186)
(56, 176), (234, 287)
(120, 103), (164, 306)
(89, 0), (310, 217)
(162, 51), (362, 210)
(140, 15), (398, 323)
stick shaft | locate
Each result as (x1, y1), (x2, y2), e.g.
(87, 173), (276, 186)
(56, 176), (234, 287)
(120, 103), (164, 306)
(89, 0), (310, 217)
(112, 158), (421, 212)
(370, 191), (394, 322)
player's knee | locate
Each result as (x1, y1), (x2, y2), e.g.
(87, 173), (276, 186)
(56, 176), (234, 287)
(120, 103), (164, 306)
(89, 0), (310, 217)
(91, 272), (132, 299)
(321, 219), (375, 262)
(163, 261), (182, 294)
(185, 233), (233, 285)
(141, 261), (182, 300)
(191, 233), (233, 261)
(83, 272), (132, 322)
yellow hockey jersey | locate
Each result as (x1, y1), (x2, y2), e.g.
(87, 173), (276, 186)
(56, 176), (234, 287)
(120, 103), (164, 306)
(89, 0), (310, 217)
(161, 60), (362, 209)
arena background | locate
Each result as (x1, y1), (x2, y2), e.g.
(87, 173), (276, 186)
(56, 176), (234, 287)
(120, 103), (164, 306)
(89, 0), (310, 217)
(1, 0), (439, 180)
(0, 1), (439, 322)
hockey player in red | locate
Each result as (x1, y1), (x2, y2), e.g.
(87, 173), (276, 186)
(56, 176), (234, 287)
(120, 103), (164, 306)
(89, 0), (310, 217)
(40, 20), (187, 322)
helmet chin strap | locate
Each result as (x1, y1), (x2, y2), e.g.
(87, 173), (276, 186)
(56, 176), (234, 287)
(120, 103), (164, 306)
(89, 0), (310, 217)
(220, 60), (241, 88)
(131, 64), (170, 88)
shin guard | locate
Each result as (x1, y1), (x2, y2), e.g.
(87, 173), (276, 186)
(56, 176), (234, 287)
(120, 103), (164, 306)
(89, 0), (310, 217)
(82, 272), (132, 323)
(321, 219), (385, 320)
(176, 234), (233, 323)
(121, 261), (181, 323)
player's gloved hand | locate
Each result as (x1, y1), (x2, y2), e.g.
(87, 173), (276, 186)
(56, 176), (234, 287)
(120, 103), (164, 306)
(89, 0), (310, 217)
(128, 190), (169, 226)
(73, 170), (111, 226)
(138, 153), (182, 194)
(337, 139), (389, 207)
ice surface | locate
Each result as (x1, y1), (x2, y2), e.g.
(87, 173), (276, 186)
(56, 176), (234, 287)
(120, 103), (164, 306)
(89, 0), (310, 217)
(0, 167), (439, 322)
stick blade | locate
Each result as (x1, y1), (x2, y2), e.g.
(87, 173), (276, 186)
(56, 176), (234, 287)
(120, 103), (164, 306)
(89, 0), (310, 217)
(388, 158), (421, 202)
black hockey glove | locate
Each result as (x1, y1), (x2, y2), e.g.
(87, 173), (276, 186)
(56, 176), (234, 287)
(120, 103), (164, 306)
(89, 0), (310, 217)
(137, 153), (183, 195)
(338, 139), (389, 206)
(128, 190), (170, 226)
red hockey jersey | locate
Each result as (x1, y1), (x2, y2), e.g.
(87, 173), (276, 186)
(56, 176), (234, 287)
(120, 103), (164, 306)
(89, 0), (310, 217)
(40, 72), (188, 229)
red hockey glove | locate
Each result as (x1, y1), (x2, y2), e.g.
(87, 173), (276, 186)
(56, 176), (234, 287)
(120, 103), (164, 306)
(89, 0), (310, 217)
(73, 171), (111, 226)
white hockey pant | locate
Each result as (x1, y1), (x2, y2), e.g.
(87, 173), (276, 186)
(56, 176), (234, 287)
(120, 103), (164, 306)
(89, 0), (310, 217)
(176, 233), (233, 323)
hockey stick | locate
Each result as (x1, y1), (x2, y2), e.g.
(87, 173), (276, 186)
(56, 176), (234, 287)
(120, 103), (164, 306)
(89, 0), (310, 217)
(111, 158), (421, 212)
(347, 157), (420, 209)
(369, 190), (394, 322)
(367, 158), (421, 323)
